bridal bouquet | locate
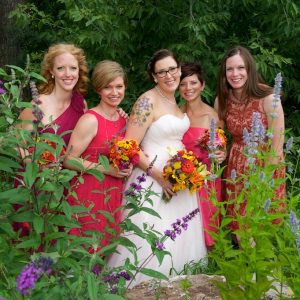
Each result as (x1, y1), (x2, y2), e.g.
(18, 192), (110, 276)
(163, 148), (209, 201)
(109, 137), (140, 170)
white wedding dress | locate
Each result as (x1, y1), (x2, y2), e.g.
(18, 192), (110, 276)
(107, 114), (207, 287)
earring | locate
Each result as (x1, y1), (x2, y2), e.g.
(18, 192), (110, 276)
(154, 78), (158, 83)
(51, 75), (54, 79)
(178, 71), (182, 77)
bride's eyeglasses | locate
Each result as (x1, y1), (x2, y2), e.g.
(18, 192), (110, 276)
(154, 66), (179, 78)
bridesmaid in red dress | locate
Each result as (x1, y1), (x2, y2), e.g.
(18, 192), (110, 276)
(180, 61), (226, 248)
(15, 43), (88, 236)
(64, 60), (132, 248)
(214, 46), (285, 232)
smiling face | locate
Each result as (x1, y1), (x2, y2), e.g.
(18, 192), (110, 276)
(51, 52), (79, 92)
(179, 74), (204, 102)
(98, 76), (125, 107)
(153, 56), (181, 94)
(225, 54), (248, 93)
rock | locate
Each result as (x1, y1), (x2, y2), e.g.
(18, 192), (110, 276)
(124, 274), (224, 300)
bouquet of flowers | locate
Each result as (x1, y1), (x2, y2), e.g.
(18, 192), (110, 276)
(29, 138), (66, 165)
(197, 127), (227, 151)
(163, 148), (209, 201)
(109, 137), (140, 170)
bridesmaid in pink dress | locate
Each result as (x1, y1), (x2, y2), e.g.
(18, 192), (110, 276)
(64, 60), (132, 249)
(214, 46), (285, 232)
(180, 61), (226, 248)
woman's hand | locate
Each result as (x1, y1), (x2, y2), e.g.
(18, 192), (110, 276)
(214, 149), (227, 164)
(151, 168), (175, 200)
(106, 164), (132, 178)
(117, 107), (129, 119)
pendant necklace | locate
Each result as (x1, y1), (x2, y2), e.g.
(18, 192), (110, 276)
(155, 86), (176, 105)
(100, 108), (119, 129)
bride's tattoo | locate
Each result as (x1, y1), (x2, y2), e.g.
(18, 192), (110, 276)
(130, 96), (153, 126)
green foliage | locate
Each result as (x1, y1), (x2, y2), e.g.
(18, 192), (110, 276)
(9, 0), (300, 121)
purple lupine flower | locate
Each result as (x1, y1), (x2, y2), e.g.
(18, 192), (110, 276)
(273, 73), (282, 109)
(118, 271), (131, 281)
(208, 118), (217, 152)
(296, 235), (300, 255)
(259, 171), (265, 181)
(155, 240), (165, 250)
(289, 210), (299, 234)
(285, 137), (293, 154)
(231, 169), (237, 181)
(263, 198), (271, 212)
(146, 156), (157, 176)
(243, 128), (250, 145)
(92, 264), (102, 276)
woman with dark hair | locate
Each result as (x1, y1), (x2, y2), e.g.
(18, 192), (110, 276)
(180, 61), (226, 249)
(214, 46), (285, 231)
(108, 49), (207, 286)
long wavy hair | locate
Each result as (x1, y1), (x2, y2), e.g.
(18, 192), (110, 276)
(216, 46), (273, 120)
(38, 43), (89, 96)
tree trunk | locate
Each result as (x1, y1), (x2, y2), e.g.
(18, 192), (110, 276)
(0, 0), (26, 67)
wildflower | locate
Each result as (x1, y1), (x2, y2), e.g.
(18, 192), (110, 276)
(163, 208), (199, 242)
(289, 210), (299, 234)
(147, 156), (157, 176)
(273, 72), (282, 109)
(231, 169), (237, 181)
(243, 128), (250, 145)
(16, 257), (53, 295)
(92, 264), (102, 276)
(259, 171), (265, 181)
(285, 137), (293, 154)
(0, 79), (5, 94)
(263, 198), (271, 212)
(103, 271), (131, 293)
(155, 240), (165, 250)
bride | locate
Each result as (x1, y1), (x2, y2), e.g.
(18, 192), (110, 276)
(107, 49), (207, 286)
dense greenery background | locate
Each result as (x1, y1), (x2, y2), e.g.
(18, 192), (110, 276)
(9, 0), (300, 135)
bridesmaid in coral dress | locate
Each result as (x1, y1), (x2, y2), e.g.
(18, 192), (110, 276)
(214, 46), (285, 232)
(180, 61), (226, 248)
(64, 60), (132, 248)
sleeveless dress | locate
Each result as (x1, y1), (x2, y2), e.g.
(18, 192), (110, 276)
(107, 114), (207, 286)
(67, 110), (126, 247)
(224, 96), (285, 230)
(182, 127), (221, 247)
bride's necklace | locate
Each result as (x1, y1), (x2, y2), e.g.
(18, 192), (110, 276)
(155, 86), (176, 105)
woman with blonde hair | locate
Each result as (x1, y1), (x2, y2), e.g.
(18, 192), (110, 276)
(64, 60), (132, 248)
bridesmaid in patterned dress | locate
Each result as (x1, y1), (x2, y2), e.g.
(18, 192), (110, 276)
(214, 46), (285, 232)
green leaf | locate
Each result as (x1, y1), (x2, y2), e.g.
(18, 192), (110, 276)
(139, 207), (161, 219)
(11, 210), (34, 222)
(65, 159), (85, 171)
(29, 71), (47, 82)
(6, 65), (25, 73)
(24, 162), (38, 188)
(0, 156), (21, 172)
(16, 238), (40, 249)
(0, 222), (16, 237)
(99, 154), (110, 171)
(97, 210), (114, 223)
(86, 272), (98, 300)
(139, 267), (168, 280)
(33, 215), (44, 234)
(86, 168), (105, 182)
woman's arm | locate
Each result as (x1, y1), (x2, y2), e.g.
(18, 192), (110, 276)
(64, 113), (130, 178)
(125, 93), (175, 197)
(263, 94), (285, 162)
